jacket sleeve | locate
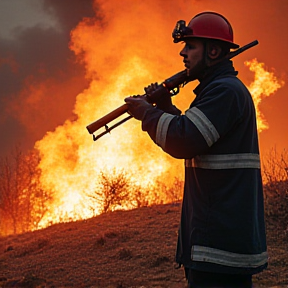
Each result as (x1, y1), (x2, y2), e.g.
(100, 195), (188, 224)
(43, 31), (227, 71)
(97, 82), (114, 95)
(142, 83), (244, 159)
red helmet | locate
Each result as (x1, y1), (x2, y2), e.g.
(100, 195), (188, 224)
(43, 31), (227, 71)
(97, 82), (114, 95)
(172, 11), (239, 49)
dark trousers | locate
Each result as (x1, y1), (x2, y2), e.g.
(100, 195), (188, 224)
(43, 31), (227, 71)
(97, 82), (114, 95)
(185, 269), (253, 288)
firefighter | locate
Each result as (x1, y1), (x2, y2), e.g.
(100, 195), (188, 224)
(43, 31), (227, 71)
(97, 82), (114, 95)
(125, 11), (267, 288)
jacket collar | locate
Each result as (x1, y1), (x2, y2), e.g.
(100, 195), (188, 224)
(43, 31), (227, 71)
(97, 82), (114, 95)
(193, 60), (238, 96)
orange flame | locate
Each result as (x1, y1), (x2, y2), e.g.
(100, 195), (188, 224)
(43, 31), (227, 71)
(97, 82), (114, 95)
(35, 57), (183, 228)
(245, 59), (285, 132)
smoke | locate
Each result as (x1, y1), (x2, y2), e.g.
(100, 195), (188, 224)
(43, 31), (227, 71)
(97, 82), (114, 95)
(0, 0), (95, 157)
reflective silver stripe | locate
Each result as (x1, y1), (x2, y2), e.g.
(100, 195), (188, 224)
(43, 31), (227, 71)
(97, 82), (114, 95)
(191, 245), (268, 268)
(185, 107), (219, 147)
(155, 113), (176, 149)
(185, 153), (260, 169)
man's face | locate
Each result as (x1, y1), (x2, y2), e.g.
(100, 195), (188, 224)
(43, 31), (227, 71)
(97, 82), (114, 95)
(180, 38), (206, 80)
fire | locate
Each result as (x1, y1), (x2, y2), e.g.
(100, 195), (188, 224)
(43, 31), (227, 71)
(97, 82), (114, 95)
(245, 59), (285, 132)
(34, 1), (186, 228)
(35, 56), (182, 228)
(32, 4), (285, 229)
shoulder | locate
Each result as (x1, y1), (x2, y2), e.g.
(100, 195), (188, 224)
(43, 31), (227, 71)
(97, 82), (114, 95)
(201, 75), (251, 102)
(211, 75), (246, 89)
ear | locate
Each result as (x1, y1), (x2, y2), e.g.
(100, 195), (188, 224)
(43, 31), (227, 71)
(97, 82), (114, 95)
(207, 44), (222, 59)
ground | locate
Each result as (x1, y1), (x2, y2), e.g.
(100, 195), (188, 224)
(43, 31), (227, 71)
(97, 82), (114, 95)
(0, 203), (287, 287)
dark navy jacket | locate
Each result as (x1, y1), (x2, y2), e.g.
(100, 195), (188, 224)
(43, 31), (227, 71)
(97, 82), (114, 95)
(142, 60), (268, 274)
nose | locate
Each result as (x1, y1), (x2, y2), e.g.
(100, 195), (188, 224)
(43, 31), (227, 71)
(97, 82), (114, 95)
(180, 46), (187, 58)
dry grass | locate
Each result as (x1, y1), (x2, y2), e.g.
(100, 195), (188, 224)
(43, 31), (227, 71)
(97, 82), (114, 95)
(0, 203), (287, 288)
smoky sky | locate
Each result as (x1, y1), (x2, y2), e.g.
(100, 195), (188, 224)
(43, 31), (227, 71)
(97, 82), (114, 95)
(0, 0), (95, 157)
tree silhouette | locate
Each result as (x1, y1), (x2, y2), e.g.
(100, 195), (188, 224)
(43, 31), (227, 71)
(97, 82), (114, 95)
(0, 147), (52, 235)
(262, 147), (288, 224)
(88, 169), (132, 214)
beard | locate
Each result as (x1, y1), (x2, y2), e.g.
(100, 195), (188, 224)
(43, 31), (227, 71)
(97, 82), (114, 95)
(186, 57), (207, 82)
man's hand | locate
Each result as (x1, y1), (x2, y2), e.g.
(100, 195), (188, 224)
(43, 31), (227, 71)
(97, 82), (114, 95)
(145, 83), (181, 115)
(145, 82), (172, 109)
(124, 96), (153, 121)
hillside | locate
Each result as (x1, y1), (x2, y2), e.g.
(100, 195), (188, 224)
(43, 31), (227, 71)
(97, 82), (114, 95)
(0, 203), (287, 288)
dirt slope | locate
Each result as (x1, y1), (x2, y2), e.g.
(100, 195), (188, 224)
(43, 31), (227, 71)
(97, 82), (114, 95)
(0, 203), (287, 287)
